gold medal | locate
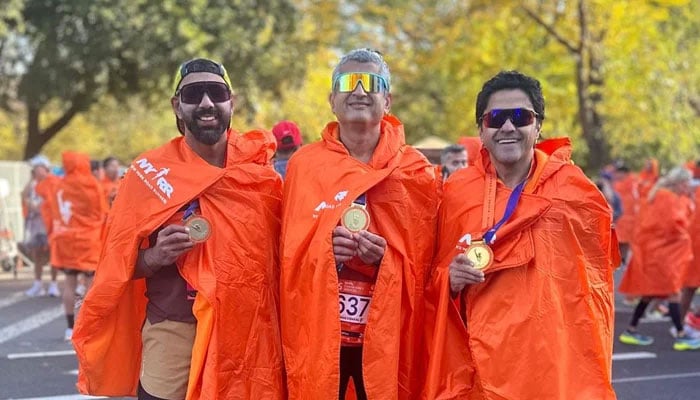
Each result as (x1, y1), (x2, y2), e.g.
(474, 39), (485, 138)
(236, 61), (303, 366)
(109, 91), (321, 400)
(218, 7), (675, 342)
(341, 204), (370, 233)
(464, 240), (494, 271)
(184, 215), (212, 243)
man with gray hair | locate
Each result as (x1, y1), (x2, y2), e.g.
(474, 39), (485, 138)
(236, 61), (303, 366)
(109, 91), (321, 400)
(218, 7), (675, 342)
(280, 48), (439, 399)
(440, 143), (468, 180)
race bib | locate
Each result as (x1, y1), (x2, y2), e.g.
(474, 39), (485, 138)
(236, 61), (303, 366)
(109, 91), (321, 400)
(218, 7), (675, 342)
(339, 293), (371, 325)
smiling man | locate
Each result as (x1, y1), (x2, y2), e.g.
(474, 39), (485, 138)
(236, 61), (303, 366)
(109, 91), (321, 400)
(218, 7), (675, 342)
(424, 71), (619, 399)
(280, 49), (439, 399)
(73, 58), (284, 400)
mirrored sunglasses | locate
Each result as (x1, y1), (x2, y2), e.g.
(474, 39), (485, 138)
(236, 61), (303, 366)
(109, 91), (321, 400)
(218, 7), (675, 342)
(177, 82), (231, 104)
(333, 72), (388, 93)
(481, 108), (538, 128)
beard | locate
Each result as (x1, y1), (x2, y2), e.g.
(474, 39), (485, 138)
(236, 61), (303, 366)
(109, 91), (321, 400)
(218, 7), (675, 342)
(183, 107), (230, 145)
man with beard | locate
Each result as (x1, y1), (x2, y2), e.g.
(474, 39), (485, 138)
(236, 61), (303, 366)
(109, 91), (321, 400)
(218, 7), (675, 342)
(280, 48), (439, 399)
(73, 58), (285, 400)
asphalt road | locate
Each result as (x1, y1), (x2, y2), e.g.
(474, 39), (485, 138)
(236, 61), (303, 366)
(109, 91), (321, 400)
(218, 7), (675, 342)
(0, 266), (698, 400)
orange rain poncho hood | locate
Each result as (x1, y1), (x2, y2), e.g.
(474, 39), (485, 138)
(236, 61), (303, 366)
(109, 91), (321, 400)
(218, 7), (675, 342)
(280, 115), (439, 399)
(48, 151), (107, 270)
(425, 138), (618, 400)
(72, 130), (285, 399)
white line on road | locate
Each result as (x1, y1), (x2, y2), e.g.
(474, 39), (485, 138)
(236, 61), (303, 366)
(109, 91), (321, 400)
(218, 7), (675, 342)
(612, 351), (657, 361)
(7, 349), (76, 359)
(0, 291), (25, 309)
(613, 371), (700, 383)
(0, 305), (63, 345)
(7, 395), (106, 400)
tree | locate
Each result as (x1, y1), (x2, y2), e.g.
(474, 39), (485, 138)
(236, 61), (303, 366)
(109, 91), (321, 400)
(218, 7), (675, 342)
(0, 0), (304, 159)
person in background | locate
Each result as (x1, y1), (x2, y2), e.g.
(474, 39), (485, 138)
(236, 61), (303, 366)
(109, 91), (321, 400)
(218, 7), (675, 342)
(440, 144), (468, 180)
(272, 120), (303, 179)
(22, 155), (59, 298)
(612, 162), (638, 265)
(101, 156), (123, 206)
(45, 151), (108, 341)
(618, 166), (700, 350)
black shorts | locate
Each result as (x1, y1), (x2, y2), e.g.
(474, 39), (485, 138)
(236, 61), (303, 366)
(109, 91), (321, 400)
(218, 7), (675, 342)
(60, 268), (95, 277)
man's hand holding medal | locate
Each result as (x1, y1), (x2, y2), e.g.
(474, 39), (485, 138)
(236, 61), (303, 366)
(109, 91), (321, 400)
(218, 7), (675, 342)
(448, 252), (486, 295)
(140, 225), (195, 276)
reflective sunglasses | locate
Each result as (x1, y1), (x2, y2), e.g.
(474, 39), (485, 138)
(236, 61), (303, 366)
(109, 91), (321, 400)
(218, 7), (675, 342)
(333, 72), (389, 93)
(480, 108), (538, 128)
(177, 82), (231, 104)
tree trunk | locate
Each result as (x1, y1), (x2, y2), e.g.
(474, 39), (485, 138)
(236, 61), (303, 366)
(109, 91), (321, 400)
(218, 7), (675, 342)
(23, 101), (84, 160)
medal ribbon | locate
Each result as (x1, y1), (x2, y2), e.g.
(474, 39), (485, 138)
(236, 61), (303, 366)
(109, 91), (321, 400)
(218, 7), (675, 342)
(182, 199), (200, 299)
(482, 180), (526, 245)
(182, 200), (200, 220)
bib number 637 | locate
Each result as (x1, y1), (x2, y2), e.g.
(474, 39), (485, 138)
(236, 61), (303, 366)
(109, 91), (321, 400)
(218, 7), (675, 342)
(339, 293), (371, 324)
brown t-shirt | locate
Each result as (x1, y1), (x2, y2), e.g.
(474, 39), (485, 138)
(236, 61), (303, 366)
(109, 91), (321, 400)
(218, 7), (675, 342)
(145, 207), (196, 324)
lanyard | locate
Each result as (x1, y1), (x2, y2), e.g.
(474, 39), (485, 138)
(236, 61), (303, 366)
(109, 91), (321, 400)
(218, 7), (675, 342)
(183, 200), (199, 220)
(483, 180), (526, 244)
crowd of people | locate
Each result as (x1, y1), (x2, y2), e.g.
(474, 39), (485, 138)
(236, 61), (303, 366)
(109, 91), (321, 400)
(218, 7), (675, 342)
(14, 49), (699, 400)
(597, 160), (700, 350)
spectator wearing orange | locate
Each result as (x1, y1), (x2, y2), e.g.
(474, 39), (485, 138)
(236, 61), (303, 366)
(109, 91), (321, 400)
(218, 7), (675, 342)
(45, 151), (108, 341)
(618, 167), (700, 350)
(101, 156), (122, 206)
(612, 162), (639, 264)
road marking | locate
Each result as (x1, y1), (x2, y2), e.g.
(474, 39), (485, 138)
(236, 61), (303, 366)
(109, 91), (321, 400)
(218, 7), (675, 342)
(8, 395), (106, 400)
(613, 371), (700, 383)
(0, 291), (25, 309)
(612, 351), (656, 361)
(7, 349), (76, 359)
(0, 304), (63, 344)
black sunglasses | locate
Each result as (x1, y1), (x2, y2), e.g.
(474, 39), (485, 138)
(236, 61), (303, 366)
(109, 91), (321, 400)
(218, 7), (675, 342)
(480, 108), (538, 128)
(177, 82), (231, 104)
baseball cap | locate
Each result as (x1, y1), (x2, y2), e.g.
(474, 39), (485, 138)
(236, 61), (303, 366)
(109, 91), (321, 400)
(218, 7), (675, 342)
(172, 58), (232, 94)
(28, 155), (51, 169)
(272, 120), (302, 151)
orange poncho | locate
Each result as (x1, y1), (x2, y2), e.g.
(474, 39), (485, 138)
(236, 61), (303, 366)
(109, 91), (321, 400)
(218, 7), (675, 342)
(46, 152), (107, 270)
(280, 115), (439, 400)
(100, 176), (120, 206)
(637, 158), (659, 199)
(619, 189), (693, 297)
(72, 130), (285, 399)
(457, 136), (481, 166)
(34, 174), (62, 235)
(425, 138), (618, 400)
(686, 186), (700, 287)
(612, 173), (639, 243)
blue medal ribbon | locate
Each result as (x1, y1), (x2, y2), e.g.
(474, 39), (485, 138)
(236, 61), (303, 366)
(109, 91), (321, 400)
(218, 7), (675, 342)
(183, 200), (200, 220)
(482, 180), (526, 245)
